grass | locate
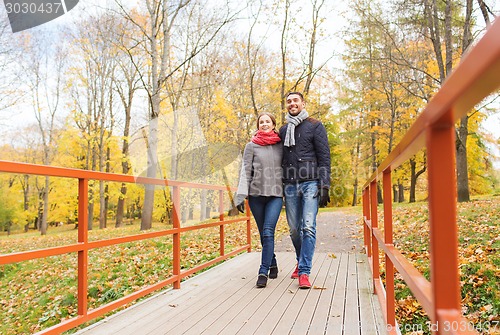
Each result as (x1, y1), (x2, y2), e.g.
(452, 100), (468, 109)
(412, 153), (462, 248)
(374, 196), (500, 334)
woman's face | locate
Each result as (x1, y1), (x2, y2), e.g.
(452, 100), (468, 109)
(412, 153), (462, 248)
(258, 115), (274, 132)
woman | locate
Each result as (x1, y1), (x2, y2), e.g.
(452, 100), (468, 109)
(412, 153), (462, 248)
(235, 112), (283, 288)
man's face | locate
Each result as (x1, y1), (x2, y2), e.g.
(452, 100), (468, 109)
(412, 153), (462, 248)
(286, 94), (305, 116)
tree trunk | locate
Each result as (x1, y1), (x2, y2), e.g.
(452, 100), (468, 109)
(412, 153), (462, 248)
(99, 179), (106, 229)
(409, 159), (417, 203)
(456, 0), (473, 203)
(398, 183), (404, 203)
(116, 185), (127, 228)
(181, 207), (188, 224)
(456, 116), (470, 202)
(101, 146), (111, 229)
(88, 192), (94, 231)
(409, 156), (426, 203)
(40, 176), (49, 235)
(377, 182), (383, 204)
(200, 189), (207, 221)
(352, 177), (358, 206)
(280, 0), (291, 125)
(141, 116), (159, 230)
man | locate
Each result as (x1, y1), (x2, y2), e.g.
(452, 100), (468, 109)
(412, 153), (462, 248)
(279, 92), (331, 289)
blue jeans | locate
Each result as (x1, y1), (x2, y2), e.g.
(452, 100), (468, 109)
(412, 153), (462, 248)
(284, 181), (319, 276)
(248, 196), (283, 276)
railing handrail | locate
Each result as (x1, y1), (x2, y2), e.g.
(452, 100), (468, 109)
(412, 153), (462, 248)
(362, 18), (500, 335)
(0, 160), (231, 190)
(0, 160), (252, 335)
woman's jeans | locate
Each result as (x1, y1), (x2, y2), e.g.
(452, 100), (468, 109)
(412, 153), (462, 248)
(248, 196), (283, 276)
(284, 181), (319, 276)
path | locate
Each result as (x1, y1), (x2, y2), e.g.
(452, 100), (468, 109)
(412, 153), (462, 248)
(274, 210), (364, 254)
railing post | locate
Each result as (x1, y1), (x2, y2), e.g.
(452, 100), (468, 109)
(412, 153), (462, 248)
(172, 185), (181, 289)
(363, 188), (371, 257)
(219, 190), (225, 256)
(77, 178), (88, 316)
(383, 170), (396, 330)
(370, 181), (380, 290)
(427, 124), (460, 333)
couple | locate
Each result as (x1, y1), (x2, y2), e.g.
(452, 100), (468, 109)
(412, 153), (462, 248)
(235, 92), (331, 289)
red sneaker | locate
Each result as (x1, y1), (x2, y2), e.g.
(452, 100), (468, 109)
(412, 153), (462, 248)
(298, 274), (311, 289)
(291, 265), (299, 279)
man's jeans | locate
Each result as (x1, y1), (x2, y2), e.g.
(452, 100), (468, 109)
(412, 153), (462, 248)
(248, 196), (283, 276)
(284, 181), (319, 276)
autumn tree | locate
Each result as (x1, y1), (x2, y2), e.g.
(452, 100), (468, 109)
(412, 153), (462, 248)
(69, 12), (118, 230)
(392, 0), (497, 202)
(19, 31), (67, 235)
(111, 12), (143, 228)
(115, 0), (238, 230)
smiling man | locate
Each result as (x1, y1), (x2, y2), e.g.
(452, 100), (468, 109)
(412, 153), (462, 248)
(279, 91), (331, 289)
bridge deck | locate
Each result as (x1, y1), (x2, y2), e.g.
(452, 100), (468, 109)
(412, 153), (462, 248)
(76, 252), (385, 335)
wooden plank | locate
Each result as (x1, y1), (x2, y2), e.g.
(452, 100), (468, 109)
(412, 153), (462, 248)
(289, 253), (332, 334)
(243, 256), (302, 334)
(193, 252), (296, 335)
(344, 253), (361, 334)
(142, 253), (259, 334)
(325, 253), (349, 334)
(74, 252), (256, 335)
(160, 272), (258, 334)
(307, 252), (341, 334)
(357, 253), (386, 334)
(357, 253), (380, 334)
(266, 253), (325, 334)
(214, 253), (301, 335)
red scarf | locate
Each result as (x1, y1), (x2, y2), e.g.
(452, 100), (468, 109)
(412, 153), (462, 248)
(251, 130), (281, 146)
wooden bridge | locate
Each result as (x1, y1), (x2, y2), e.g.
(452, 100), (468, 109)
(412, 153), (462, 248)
(1, 14), (500, 335)
(74, 252), (385, 335)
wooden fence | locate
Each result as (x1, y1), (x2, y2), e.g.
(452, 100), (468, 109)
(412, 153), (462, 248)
(0, 161), (251, 334)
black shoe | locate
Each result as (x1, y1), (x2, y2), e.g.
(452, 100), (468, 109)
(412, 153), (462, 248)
(269, 266), (278, 279)
(256, 274), (268, 288)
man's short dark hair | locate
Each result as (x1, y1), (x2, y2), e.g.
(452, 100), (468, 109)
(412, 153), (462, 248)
(286, 91), (304, 101)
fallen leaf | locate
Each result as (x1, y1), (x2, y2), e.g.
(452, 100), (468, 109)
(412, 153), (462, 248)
(313, 286), (327, 290)
(328, 253), (337, 259)
(169, 304), (178, 308)
(288, 289), (295, 294)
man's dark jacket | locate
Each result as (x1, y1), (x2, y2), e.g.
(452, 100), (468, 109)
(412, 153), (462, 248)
(279, 117), (331, 189)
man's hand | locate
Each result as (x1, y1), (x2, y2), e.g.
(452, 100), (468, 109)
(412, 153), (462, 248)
(318, 188), (330, 208)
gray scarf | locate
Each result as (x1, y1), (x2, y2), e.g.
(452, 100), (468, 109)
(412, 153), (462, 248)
(284, 110), (309, 147)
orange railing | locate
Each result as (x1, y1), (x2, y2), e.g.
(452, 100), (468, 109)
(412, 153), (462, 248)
(362, 18), (500, 335)
(0, 160), (251, 334)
